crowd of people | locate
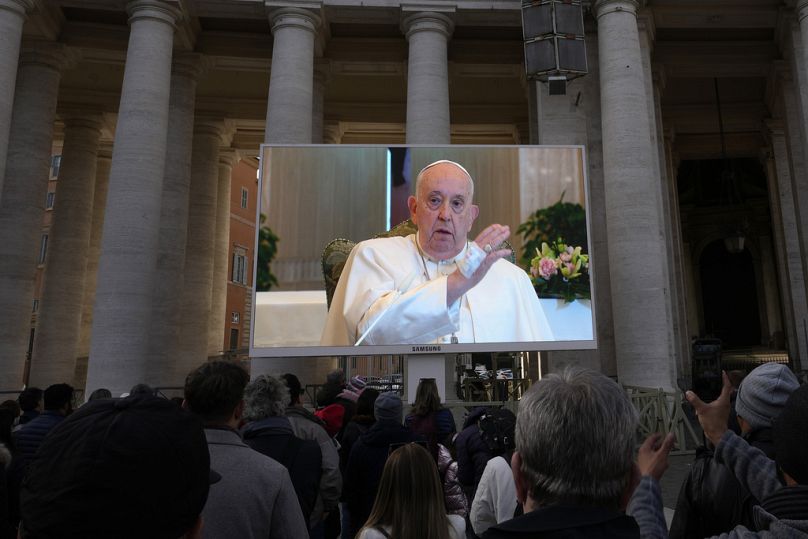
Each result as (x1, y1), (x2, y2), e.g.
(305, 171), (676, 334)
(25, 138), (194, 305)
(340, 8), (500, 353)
(0, 361), (804, 538)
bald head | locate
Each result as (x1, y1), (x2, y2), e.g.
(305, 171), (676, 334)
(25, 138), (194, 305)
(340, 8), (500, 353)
(414, 160), (475, 202)
(408, 159), (479, 260)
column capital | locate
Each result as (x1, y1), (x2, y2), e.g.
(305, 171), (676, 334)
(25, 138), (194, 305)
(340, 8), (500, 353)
(218, 147), (240, 168)
(58, 110), (105, 132)
(592, 0), (642, 19)
(267, 6), (321, 36)
(797, 0), (808, 22)
(0, 0), (34, 18)
(126, 0), (181, 28)
(194, 116), (226, 142)
(172, 52), (209, 81)
(19, 39), (79, 72)
(401, 11), (454, 41)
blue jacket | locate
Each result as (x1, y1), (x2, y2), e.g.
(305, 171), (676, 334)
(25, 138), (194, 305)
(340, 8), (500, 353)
(13, 411), (65, 465)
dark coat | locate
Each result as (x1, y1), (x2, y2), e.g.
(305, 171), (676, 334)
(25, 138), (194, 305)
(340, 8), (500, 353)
(339, 414), (374, 476)
(482, 506), (639, 539)
(456, 407), (492, 500)
(242, 416), (322, 525)
(669, 428), (776, 539)
(343, 419), (413, 538)
(13, 411), (64, 466)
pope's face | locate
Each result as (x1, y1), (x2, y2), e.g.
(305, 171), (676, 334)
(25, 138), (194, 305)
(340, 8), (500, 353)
(408, 163), (479, 260)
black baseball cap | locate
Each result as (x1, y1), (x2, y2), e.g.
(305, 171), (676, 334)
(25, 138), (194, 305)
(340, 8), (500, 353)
(20, 395), (217, 538)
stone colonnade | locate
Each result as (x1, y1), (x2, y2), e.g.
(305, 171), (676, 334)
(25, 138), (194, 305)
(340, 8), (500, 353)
(2, 1), (808, 393)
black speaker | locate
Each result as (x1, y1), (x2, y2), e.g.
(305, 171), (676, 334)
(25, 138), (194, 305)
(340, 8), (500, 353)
(521, 0), (587, 82)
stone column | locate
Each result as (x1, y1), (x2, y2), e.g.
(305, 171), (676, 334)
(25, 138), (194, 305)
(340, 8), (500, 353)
(796, 2), (808, 82)
(147, 53), (204, 371)
(0, 41), (71, 390)
(593, 0), (675, 389)
(758, 234), (784, 347)
(264, 8), (320, 143)
(0, 0), (34, 199)
(401, 12), (453, 144)
(85, 0), (179, 396)
(208, 148), (238, 356)
(311, 59), (330, 144)
(767, 120), (808, 367)
(77, 147), (112, 361)
(29, 113), (103, 386)
(175, 118), (223, 381)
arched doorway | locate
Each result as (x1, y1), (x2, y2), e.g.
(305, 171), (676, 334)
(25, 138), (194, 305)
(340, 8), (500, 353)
(699, 239), (761, 347)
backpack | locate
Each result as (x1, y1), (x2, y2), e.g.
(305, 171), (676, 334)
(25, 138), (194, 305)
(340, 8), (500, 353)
(478, 408), (516, 455)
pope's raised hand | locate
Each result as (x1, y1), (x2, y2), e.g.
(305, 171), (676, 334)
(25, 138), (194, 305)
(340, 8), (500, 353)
(447, 224), (510, 305)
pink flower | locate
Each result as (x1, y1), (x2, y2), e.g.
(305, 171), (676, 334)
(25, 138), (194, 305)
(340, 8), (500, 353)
(539, 257), (557, 279)
(559, 251), (572, 263)
(530, 265), (539, 278)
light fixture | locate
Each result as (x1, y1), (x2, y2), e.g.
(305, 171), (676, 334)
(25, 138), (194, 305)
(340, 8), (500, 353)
(521, 0), (588, 95)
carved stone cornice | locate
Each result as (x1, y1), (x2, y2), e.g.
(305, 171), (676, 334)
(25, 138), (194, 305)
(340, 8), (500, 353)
(267, 6), (321, 36)
(125, 0), (181, 28)
(592, 0), (641, 20)
(0, 0), (33, 18)
(400, 11), (454, 41)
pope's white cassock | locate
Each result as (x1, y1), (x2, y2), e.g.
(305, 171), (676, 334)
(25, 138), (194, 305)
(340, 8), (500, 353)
(320, 234), (554, 345)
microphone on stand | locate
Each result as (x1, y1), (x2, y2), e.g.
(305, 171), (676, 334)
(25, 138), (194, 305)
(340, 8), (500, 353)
(354, 271), (418, 346)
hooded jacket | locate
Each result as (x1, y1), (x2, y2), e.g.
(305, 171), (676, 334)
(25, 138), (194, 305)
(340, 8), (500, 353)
(285, 405), (342, 527)
(242, 416), (322, 525)
(343, 419), (413, 538)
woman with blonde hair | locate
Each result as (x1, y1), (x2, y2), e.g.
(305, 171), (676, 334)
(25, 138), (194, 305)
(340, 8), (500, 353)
(357, 442), (465, 539)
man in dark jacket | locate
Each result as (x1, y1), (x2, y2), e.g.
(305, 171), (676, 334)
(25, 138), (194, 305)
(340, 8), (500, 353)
(456, 406), (494, 504)
(14, 388), (42, 429)
(242, 374), (323, 526)
(670, 362), (798, 538)
(483, 367), (672, 539)
(343, 391), (413, 538)
(13, 383), (72, 466)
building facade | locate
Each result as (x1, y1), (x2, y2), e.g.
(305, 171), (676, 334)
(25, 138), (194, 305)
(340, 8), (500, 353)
(0, 0), (806, 396)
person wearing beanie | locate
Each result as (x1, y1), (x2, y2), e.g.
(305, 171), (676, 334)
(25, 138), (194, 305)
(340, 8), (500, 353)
(343, 392), (412, 538)
(734, 362), (800, 432)
(670, 363), (800, 538)
(636, 374), (808, 539)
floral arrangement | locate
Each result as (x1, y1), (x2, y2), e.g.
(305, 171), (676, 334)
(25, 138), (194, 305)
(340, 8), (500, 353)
(528, 239), (591, 303)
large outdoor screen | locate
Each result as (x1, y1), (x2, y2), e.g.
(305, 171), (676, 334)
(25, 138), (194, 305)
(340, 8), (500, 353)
(250, 145), (596, 357)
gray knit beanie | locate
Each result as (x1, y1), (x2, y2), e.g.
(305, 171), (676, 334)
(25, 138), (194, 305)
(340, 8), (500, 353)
(735, 363), (799, 431)
(374, 391), (402, 423)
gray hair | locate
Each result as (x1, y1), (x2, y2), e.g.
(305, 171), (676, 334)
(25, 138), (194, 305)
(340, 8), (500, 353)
(243, 375), (290, 421)
(414, 160), (475, 200)
(516, 366), (638, 508)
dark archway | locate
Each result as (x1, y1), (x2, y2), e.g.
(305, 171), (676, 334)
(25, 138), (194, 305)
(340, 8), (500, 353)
(699, 240), (761, 347)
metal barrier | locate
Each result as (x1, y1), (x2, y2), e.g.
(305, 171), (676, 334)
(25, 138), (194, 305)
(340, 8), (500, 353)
(623, 385), (700, 453)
